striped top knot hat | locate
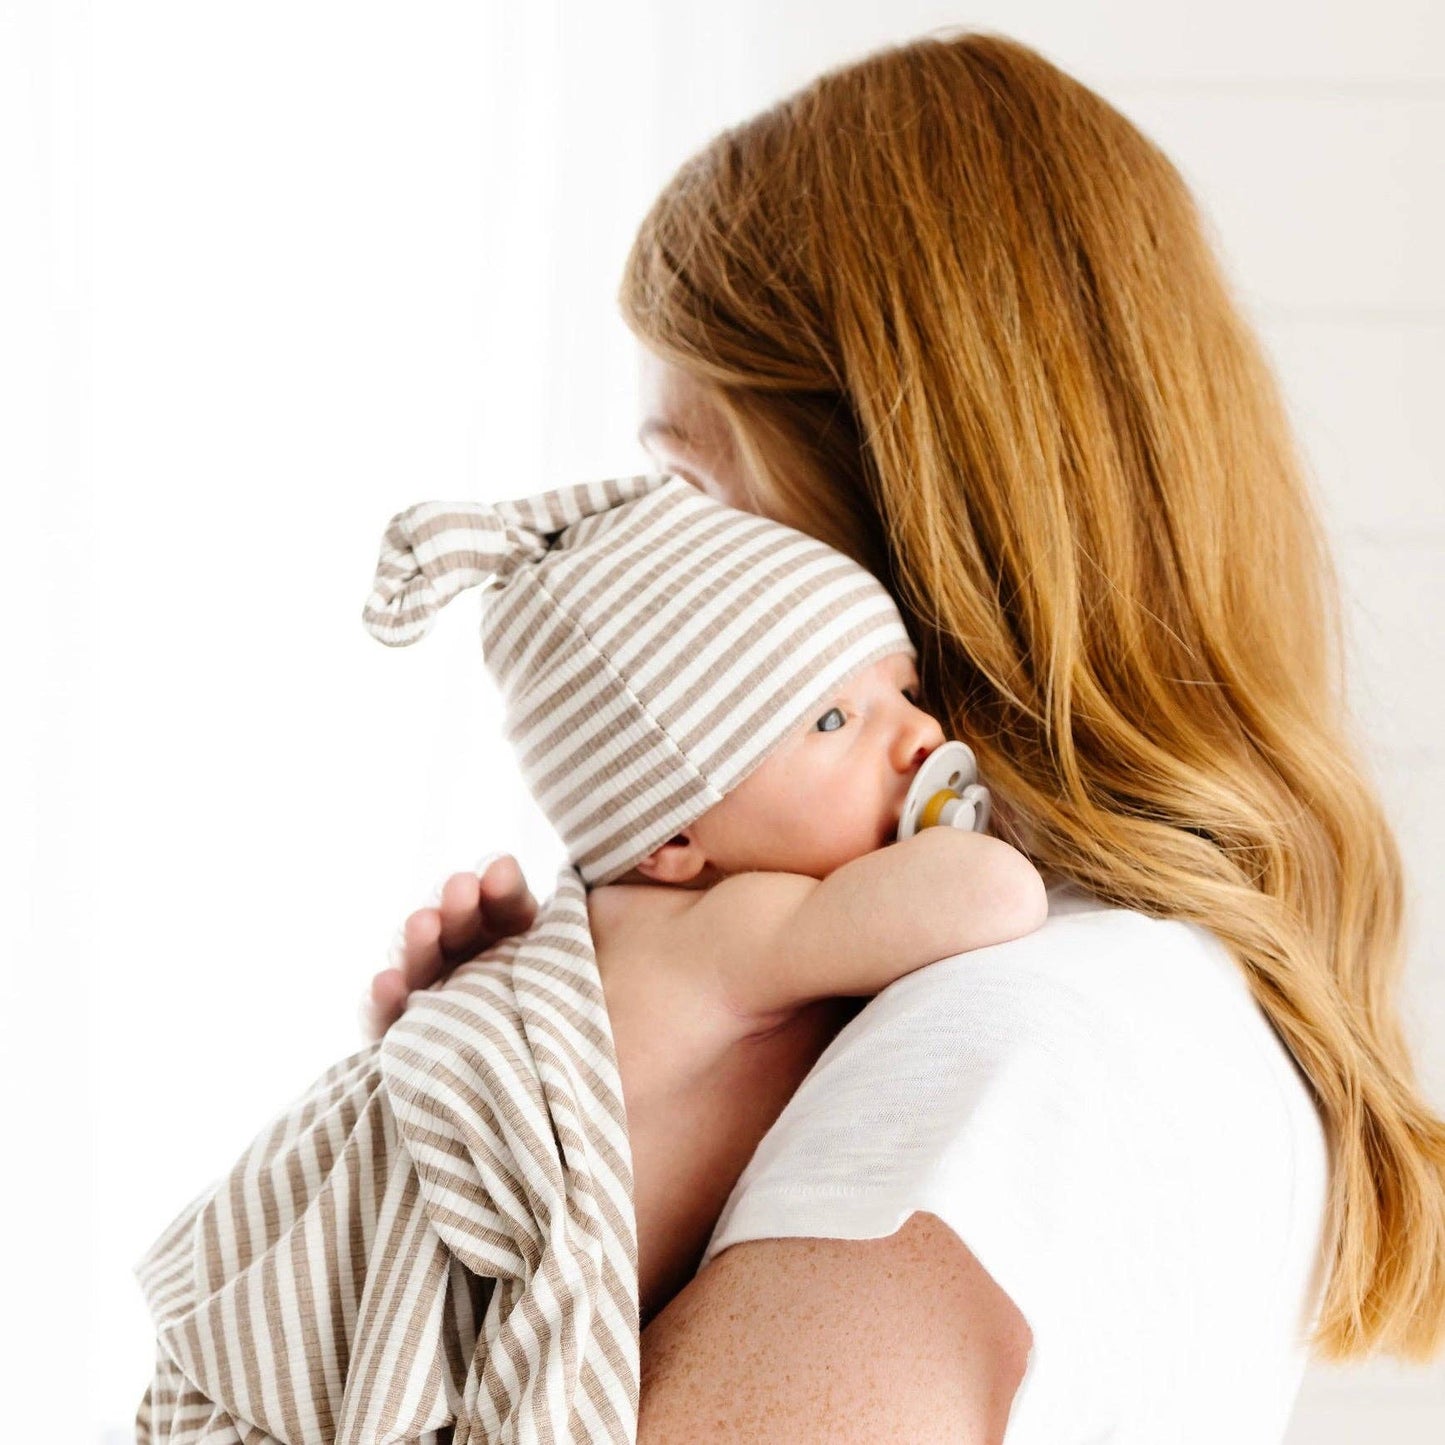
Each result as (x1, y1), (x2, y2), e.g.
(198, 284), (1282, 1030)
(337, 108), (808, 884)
(363, 472), (914, 886)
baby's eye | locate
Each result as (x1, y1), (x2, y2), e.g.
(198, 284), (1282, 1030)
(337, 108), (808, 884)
(814, 706), (846, 733)
(903, 687), (920, 705)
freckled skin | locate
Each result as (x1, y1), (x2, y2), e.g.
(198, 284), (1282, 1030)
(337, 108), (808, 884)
(638, 1211), (1030, 1442)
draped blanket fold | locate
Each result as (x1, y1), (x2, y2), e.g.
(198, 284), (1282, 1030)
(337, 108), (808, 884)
(134, 867), (640, 1445)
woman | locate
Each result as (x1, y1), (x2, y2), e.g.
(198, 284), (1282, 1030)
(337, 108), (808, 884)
(365, 32), (1445, 1442)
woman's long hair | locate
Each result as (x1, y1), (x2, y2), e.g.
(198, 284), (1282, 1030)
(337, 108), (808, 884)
(619, 31), (1445, 1362)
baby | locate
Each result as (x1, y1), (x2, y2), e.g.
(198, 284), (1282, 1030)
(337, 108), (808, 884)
(365, 471), (1048, 1323)
(588, 662), (1046, 1318)
(134, 471), (1047, 1443)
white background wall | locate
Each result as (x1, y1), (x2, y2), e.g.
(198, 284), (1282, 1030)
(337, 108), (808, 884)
(3, 1), (1441, 1440)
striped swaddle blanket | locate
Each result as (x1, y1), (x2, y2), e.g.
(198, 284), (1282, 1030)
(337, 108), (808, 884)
(134, 866), (639, 1444)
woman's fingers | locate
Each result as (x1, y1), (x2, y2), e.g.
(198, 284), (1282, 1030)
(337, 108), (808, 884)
(428, 857), (537, 973)
(360, 966), (411, 1043)
(399, 857), (533, 993)
(433, 871), (486, 975)
(361, 904), (462, 1040)
(400, 904), (448, 992)
(361, 962), (423, 1042)
(477, 854), (538, 937)
(361, 855), (539, 1042)
(432, 857), (538, 972)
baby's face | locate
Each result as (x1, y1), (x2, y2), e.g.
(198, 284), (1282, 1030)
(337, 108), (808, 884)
(687, 652), (946, 879)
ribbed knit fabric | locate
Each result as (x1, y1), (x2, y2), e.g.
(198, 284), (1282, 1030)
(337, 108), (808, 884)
(362, 473), (915, 884)
(135, 867), (637, 1445)
(133, 474), (918, 1444)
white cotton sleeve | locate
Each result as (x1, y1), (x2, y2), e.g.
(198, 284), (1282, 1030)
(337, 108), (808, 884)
(701, 888), (1329, 1445)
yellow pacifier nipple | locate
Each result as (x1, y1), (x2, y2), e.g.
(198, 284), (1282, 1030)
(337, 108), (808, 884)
(919, 789), (955, 830)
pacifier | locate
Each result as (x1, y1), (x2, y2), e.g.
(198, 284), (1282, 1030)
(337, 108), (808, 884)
(897, 740), (992, 840)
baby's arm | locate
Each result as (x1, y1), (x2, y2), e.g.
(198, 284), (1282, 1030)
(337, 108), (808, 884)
(682, 828), (1049, 1024)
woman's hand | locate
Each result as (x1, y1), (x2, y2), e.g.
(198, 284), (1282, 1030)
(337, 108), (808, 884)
(360, 854), (539, 1041)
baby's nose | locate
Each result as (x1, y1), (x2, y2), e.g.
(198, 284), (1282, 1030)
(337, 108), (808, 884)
(899, 727), (943, 774)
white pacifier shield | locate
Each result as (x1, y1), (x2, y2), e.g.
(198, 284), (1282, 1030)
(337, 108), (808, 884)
(897, 740), (992, 841)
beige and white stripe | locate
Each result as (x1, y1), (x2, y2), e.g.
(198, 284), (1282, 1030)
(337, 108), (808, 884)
(133, 474), (915, 1439)
(363, 473), (915, 885)
(135, 865), (638, 1444)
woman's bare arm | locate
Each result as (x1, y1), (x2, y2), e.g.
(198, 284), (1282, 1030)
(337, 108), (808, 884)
(638, 1210), (1031, 1443)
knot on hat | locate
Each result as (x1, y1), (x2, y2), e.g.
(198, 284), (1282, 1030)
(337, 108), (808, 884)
(362, 477), (668, 648)
(362, 500), (549, 647)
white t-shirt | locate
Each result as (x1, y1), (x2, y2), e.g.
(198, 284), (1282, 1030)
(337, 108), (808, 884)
(701, 879), (1330, 1445)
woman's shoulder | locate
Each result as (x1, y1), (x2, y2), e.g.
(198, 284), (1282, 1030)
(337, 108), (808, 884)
(706, 875), (1328, 1266)
(704, 878), (1330, 1441)
(744, 877), (1296, 1122)
(878, 877), (1322, 1152)
(874, 873), (1262, 1043)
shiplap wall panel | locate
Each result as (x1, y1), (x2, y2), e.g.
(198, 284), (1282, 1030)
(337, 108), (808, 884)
(1112, 92), (1445, 314)
(1264, 319), (1445, 537)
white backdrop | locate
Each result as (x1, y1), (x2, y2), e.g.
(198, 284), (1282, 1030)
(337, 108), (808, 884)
(4, 2), (1443, 1440)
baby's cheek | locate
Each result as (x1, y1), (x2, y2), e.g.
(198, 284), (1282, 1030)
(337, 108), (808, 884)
(830, 809), (884, 867)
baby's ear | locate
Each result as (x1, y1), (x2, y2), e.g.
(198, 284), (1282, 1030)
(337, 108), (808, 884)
(632, 834), (712, 886)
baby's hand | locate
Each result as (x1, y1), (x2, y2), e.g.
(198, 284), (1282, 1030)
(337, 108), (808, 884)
(360, 855), (538, 1041)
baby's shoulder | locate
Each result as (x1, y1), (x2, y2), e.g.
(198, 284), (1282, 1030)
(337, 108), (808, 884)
(588, 872), (808, 952)
(586, 878), (700, 941)
(588, 873), (818, 1031)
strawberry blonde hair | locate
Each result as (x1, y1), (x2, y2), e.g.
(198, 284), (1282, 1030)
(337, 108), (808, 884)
(619, 31), (1445, 1362)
